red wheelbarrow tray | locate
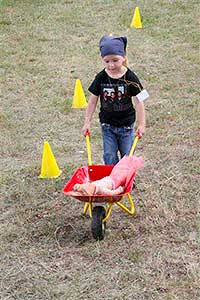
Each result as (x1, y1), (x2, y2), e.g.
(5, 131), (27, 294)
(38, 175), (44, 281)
(63, 164), (136, 203)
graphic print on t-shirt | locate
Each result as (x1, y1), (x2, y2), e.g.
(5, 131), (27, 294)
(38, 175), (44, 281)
(101, 83), (132, 112)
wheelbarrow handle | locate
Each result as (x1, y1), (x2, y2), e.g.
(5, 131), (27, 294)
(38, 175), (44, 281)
(85, 132), (92, 166)
(129, 131), (142, 156)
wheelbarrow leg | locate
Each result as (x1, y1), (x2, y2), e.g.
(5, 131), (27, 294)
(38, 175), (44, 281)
(116, 193), (135, 215)
(83, 201), (92, 218)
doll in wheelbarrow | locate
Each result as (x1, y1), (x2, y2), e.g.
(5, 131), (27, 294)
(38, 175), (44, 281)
(73, 155), (144, 196)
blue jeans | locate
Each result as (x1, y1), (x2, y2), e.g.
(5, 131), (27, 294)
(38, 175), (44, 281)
(101, 123), (134, 165)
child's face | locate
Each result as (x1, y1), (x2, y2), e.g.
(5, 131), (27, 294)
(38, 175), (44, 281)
(102, 55), (125, 72)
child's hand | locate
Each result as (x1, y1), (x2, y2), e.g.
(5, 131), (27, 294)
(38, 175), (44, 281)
(82, 123), (90, 136)
(136, 125), (145, 136)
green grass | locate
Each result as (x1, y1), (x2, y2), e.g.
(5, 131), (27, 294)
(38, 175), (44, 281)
(0, 0), (199, 299)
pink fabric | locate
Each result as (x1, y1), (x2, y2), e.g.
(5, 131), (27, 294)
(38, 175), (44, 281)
(109, 155), (144, 189)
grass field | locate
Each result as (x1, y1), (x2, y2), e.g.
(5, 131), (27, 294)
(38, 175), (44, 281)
(0, 0), (199, 299)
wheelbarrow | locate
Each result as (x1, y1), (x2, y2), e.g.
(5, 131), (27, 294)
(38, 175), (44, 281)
(63, 132), (142, 240)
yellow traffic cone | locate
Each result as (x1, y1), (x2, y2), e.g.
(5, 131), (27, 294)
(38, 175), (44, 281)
(72, 79), (87, 108)
(39, 141), (62, 178)
(130, 6), (142, 29)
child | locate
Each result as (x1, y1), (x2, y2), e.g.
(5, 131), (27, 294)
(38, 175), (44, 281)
(82, 35), (149, 165)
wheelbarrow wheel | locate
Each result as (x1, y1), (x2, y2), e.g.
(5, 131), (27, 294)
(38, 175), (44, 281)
(91, 206), (106, 241)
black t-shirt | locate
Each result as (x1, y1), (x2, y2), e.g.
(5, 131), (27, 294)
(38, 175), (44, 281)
(88, 68), (143, 126)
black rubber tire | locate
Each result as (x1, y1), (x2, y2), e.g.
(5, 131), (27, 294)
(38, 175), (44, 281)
(91, 206), (106, 241)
